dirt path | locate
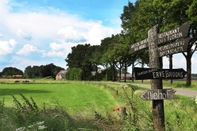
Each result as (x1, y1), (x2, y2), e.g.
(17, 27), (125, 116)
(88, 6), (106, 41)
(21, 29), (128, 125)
(134, 83), (197, 98)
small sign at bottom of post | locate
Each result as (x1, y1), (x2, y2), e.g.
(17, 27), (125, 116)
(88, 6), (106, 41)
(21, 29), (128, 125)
(140, 88), (176, 100)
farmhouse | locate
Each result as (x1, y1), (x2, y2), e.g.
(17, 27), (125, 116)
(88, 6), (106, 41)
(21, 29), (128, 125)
(56, 70), (67, 80)
(12, 74), (23, 78)
(117, 74), (132, 80)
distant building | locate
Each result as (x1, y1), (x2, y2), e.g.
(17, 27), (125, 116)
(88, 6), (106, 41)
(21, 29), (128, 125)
(91, 68), (104, 76)
(12, 74), (23, 78)
(56, 70), (67, 80)
(117, 74), (132, 80)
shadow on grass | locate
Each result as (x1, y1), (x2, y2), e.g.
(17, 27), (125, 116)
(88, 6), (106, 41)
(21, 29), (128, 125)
(0, 88), (51, 96)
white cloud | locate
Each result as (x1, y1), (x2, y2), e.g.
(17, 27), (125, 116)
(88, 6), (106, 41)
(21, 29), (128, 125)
(42, 51), (66, 57)
(1, 2), (118, 46)
(16, 29), (32, 40)
(50, 42), (63, 51)
(0, 0), (121, 70)
(9, 56), (47, 71)
(57, 26), (86, 42)
(17, 44), (44, 55)
(0, 39), (17, 55)
(87, 24), (114, 45)
(43, 42), (76, 57)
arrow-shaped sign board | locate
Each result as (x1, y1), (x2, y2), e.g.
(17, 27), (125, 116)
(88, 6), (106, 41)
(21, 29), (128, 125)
(134, 67), (187, 80)
(158, 38), (191, 57)
(129, 23), (192, 54)
(130, 38), (148, 53)
(140, 89), (176, 100)
(158, 23), (192, 45)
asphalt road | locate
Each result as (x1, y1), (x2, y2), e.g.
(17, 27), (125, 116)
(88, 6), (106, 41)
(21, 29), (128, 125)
(134, 83), (197, 98)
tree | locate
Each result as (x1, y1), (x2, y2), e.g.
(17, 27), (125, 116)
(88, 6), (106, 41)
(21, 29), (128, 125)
(1, 67), (23, 77)
(66, 68), (82, 80)
(24, 63), (64, 78)
(100, 35), (119, 81)
(89, 45), (103, 80)
(66, 44), (94, 80)
(153, 0), (197, 86)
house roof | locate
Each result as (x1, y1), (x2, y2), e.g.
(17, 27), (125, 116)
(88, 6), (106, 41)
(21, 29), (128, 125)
(57, 70), (67, 77)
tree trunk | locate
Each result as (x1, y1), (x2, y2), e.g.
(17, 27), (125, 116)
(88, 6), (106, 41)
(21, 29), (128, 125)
(131, 62), (134, 83)
(186, 55), (191, 86)
(119, 68), (121, 82)
(141, 60), (144, 83)
(169, 54), (173, 84)
(124, 63), (127, 83)
(95, 65), (98, 81)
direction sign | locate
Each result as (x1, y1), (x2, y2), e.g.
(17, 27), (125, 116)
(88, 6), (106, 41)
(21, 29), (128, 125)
(130, 38), (148, 53)
(158, 38), (191, 57)
(140, 89), (176, 100)
(134, 67), (187, 80)
(157, 23), (192, 45)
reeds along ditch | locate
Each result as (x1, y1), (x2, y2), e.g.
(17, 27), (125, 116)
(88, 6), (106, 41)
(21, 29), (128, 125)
(91, 83), (197, 131)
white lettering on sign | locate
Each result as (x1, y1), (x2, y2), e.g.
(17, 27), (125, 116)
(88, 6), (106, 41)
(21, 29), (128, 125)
(159, 46), (184, 57)
(165, 70), (183, 78)
(137, 68), (157, 76)
(152, 71), (165, 78)
(152, 70), (184, 78)
(158, 39), (189, 57)
(148, 90), (170, 100)
(130, 38), (148, 52)
(158, 40), (185, 52)
(158, 27), (180, 39)
(157, 27), (184, 44)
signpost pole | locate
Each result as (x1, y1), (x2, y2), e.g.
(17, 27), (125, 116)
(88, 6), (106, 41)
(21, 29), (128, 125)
(148, 25), (165, 131)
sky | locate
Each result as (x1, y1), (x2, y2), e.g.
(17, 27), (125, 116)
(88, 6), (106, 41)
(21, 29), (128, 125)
(0, 0), (197, 73)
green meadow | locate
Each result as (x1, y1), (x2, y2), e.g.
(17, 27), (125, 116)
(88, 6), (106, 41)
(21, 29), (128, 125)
(0, 80), (197, 130)
(0, 83), (117, 114)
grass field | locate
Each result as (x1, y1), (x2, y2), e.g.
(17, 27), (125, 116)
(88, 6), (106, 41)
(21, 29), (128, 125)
(0, 79), (197, 130)
(0, 82), (117, 114)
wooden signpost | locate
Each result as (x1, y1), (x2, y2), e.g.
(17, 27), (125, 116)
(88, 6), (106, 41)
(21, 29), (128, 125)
(129, 22), (192, 131)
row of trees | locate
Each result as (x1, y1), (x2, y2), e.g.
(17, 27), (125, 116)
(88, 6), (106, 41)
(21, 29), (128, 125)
(120, 0), (197, 86)
(0, 63), (64, 79)
(0, 67), (23, 77)
(66, 0), (197, 86)
(24, 63), (64, 78)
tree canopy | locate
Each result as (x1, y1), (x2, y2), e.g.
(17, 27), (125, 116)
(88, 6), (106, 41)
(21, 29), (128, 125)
(65, 0), (197, 85)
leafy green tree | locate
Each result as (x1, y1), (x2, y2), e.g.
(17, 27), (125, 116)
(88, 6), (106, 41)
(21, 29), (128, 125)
(1, 67), (23, 77)
(153, 0), (197, 86)
(100, 35), (118, 81)
(24, 63), (64, 78)
(66, 68), (82, 80)
(66, 44), (94, 80)
(39, 63), (64, 78)
(32, 66), (41, 78)
(89, 45), (103, 80)
(120, 1), (150, 82)
(24, 66), (32, 78)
